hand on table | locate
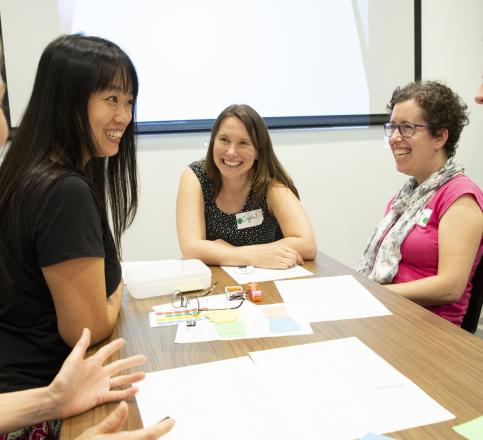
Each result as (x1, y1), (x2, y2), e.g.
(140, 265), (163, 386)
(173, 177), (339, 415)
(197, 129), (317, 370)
(76, 401), (175, 439)
(251, 243), (304, 269)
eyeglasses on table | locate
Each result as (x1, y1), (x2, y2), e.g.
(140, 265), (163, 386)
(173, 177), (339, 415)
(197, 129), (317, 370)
(170, 282), (245, 326)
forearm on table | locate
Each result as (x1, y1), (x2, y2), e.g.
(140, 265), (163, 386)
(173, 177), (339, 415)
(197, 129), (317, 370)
(0, 387), (57, 434)
(272, 237), (317, 260)
(182, 237), (316, 267)
(181, 239), (253, 266)
(385, 274), (464, 306)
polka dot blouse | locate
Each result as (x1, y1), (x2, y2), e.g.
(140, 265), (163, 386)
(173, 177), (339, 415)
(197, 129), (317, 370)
(189, 160), (282, 246)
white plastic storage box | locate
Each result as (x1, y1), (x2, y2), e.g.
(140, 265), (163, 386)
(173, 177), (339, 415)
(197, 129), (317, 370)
(121, 259), (212, 299)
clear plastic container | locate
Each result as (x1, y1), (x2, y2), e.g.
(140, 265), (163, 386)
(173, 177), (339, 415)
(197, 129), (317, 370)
(122, 259), (212, 299)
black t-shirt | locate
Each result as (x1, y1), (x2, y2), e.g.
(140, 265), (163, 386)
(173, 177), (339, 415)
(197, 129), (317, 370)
(0, 173), (121, 392)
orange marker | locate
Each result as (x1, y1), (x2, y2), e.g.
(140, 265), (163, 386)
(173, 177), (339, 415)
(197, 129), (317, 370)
(246, 282), (262, 302)
(248, 289), (263, 302)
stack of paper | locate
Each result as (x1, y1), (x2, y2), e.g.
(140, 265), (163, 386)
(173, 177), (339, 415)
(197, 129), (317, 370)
(136, 337), (453, 439)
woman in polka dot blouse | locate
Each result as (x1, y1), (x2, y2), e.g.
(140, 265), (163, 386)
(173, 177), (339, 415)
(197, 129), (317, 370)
(176, 104), (316, 269)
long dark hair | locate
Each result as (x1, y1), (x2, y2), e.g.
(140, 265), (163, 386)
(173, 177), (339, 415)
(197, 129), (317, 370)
(205, 104), (299, 206)
(0, 34), (138, 279)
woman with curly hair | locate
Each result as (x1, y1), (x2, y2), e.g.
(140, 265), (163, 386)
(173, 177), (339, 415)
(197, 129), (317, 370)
(359, 81), (483, 326)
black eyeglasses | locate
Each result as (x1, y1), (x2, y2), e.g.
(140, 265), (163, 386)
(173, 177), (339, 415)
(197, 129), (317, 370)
(384, 122), (430, 138)
(170, 282), (245, 326)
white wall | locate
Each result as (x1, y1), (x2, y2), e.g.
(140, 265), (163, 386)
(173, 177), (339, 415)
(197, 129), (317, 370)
(121, 0), (483, 267)
(421, 0), (483, 186)
(0, 0), (61, 126)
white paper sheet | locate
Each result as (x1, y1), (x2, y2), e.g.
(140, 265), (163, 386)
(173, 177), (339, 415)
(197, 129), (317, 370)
(221, 264), (313, 284)
(275, 275), (392, 322)
(136, 356), (301, 439)
(136, 337), (454, 439)
(136, 356), (275, 438)
(249, 338), (454, 438)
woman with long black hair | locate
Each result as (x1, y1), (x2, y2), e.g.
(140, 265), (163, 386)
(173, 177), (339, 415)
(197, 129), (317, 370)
(0, 34), (140, 436)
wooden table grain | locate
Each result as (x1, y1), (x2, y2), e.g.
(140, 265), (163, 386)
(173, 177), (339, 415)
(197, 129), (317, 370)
(61, 253), (483, 439)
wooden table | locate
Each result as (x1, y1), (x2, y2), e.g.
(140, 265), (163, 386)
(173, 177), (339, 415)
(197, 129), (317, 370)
(62, 253), (483, 439)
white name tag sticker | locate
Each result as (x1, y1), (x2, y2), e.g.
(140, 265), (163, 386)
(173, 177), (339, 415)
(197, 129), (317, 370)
(416, 208), (432, 227)
(236, 209), (264, 230)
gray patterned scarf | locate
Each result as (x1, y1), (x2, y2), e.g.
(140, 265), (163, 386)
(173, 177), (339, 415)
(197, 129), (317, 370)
(358, 158), (464, 283)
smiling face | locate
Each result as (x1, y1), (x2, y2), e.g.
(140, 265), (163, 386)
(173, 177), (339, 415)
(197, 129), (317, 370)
(87, 81), (134, 158)
(389, 99), (448, 184)
(213, 116), (258, 182)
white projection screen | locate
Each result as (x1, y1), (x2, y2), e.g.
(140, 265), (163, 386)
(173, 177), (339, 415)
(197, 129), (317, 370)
(1, 0), (419, 133)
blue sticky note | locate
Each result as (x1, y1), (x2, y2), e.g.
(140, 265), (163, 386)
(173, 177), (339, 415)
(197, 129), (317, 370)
(268, 316), (301, 333)
(360, 434), (394, 440)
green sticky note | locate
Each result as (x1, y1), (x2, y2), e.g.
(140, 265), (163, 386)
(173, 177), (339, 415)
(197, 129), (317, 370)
(215, 321), (246, 338)
(453, 415), (483, 439)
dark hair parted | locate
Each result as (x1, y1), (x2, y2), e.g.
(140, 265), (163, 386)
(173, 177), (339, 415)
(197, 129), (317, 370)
(204, 104), (299, 206)
(0, 34), (138, 254)
(388, 81), (469, 158)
